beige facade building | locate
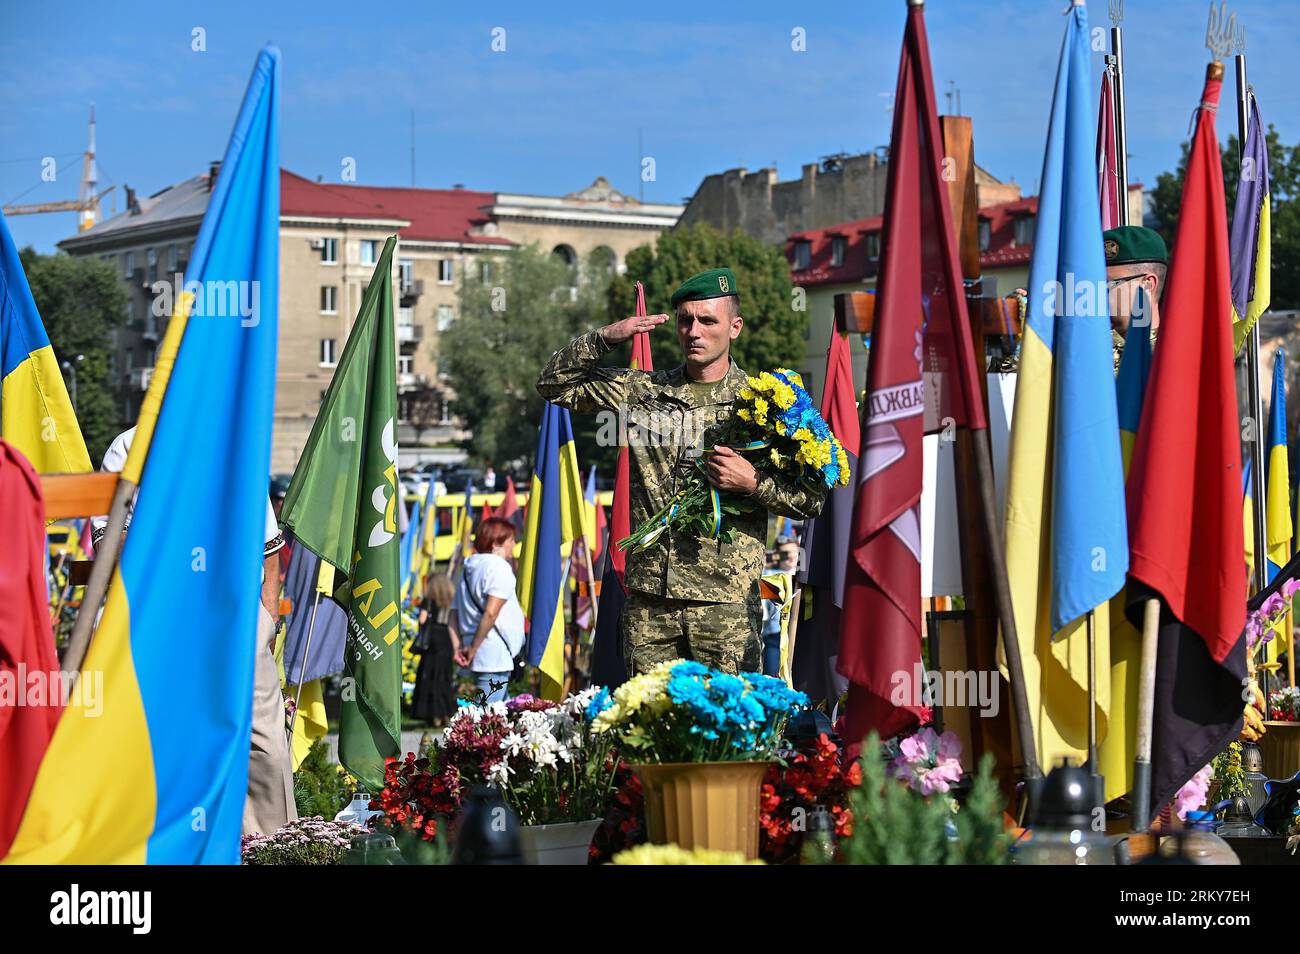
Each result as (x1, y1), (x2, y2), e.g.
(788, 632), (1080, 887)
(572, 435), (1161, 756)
(59, 167), (681, 472)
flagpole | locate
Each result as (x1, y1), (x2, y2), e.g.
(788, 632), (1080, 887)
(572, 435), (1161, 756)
(1235, 31), (1271, 710)
(1109, 2), (1130, 224)
(1132, 596), (1161, 831)
(63, 293), (194, 697)
(972, 435), (1042, 793)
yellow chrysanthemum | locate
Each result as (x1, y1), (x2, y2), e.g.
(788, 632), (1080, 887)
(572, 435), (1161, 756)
(771, 381), (796, 410)
(769, 447), (787, 468)
(609, 843), (765, 865)
(793, 427), (812, 443)
(737, 408), (752, 422)
(775, 420), (787, 436)
(739, 386), (755, 400)
(752, 397), (769, 426)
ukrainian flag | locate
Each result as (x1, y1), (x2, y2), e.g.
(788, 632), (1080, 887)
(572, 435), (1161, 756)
(1265, 350), (1291, 660)
(3, 46), (281, 864)
(400, 493), (423, 597)
(0, 210), (91, 473)
(1003, 4), (1128, 799)
(1115, 292), (1153, 474)
(517, 402), (587, 700)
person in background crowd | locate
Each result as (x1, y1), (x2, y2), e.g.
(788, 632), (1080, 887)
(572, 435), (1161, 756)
(450, 517), (525, 705)
(483, 464), (497, 491)
(412, 574), (458, 725)
(760, 534), (801, 676)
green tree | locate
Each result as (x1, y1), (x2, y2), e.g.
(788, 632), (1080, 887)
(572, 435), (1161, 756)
(1149, 124), (1299, 308)
(607, 224), (804, 375)
(439, 245), (613, 470)
(18, 248), (125, 464)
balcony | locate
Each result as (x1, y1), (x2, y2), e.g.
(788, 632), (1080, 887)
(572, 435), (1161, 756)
(129, 367), (154, 391)
(397, 323), (424, 343)
(398, 372), (428, 389)
(400, 278), (424, 304)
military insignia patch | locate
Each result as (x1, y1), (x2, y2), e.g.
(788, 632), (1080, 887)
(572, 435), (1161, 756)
(1104, 239), (1119, 261)
(718, 275), (729, 293)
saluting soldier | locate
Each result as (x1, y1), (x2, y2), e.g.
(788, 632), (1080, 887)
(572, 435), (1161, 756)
(1104, 225), (1168, 372)
(537, 268), (827, 676)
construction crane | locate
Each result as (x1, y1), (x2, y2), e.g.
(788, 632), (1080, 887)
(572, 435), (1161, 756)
(3, 106), (114, 231)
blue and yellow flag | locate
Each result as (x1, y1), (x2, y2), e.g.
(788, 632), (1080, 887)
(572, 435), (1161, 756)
(1243, 457), (1256, 579)
(400, 493), (423, 597)
(0, 210), (90, 473)
(1265, 350), (1290, 582)
(517, 402), (587, 700)
(3, 46), (281, 864)
(1229, 92), (1270, 353)
(1003, 4), (1127, 796)
(1265, 351), (1291, 659)
(1115, 289), (1153, 475)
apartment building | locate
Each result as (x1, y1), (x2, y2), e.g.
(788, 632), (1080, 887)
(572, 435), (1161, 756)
(59, 166), (681, 472)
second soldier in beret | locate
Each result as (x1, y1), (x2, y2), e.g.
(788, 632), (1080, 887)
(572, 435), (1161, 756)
(1104, 225), (1168, 370)
(537, 267), (827, 676)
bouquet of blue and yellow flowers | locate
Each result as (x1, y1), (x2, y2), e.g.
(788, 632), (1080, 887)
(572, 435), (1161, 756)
(618, 368), (850, 553)
(592, 659), (807, 763)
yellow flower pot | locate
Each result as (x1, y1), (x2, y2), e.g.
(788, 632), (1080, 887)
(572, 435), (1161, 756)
(632, 761), (771, 861)
(1258, 721), (1300, 782)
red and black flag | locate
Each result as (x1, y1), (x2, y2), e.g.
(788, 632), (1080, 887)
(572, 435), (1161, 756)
(1125, 67), (1247, 819)
(837, 1), (988, 746)
(590, 282), (654, 688)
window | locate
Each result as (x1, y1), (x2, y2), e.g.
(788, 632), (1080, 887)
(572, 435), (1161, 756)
(830, 236), (846, 268)
(793, 241), (811, 270)
(978, 219), (991, 252)
(1013, 215), (1035, 247)
(864, 232), (881, 261)
(360, 240), (378, 265)
(436, 304), (454, 331)
(168, 244), (178, 272)
(321, 238), (338, 264)
(398, 354), (413, 375)
(438, 259), (453, 283)
(146, 248), (157, 283)
(321, 286), (337, 314)
(398, 306), (414, 326)
(125, 251), (135, 278)
(481, 260), (493, 285)
(320, 338), (338, 366)
(399, 258), (414, 290)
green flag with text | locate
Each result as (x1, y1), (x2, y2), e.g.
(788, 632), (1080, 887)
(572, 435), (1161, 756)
(280, 235), (402, 789)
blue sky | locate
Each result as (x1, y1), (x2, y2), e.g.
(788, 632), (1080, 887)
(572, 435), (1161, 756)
(3, 0), (1297, 253)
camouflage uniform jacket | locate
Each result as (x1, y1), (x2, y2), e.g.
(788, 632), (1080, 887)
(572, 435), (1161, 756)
(538, 329), (827, 603)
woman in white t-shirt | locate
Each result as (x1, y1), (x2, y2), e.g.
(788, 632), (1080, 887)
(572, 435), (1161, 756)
(451, 517), (526, 704)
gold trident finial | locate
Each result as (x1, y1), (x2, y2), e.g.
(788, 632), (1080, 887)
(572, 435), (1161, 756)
(1108, 0), (1123, 27)
(1205, 1), (1237, 63)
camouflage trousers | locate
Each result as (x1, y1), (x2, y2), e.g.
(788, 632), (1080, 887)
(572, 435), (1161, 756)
(621, 589), (762, 676)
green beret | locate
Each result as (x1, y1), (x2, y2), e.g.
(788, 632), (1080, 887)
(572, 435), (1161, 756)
(1103, 226), (1167, 267)
(670, 268), (739, 309)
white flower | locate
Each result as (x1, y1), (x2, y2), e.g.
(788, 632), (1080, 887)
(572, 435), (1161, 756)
(501, 732), (527, 757)
(487, 761), (513, 786)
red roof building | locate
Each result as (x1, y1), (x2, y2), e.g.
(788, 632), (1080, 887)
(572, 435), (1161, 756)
(280, 170), (514, 247)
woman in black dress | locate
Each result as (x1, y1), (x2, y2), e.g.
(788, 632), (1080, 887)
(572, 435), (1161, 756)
(412, 575), (458, 725)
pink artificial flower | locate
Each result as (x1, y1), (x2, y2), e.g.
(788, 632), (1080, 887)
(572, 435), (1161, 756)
(1172, 763), (1213, 820)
